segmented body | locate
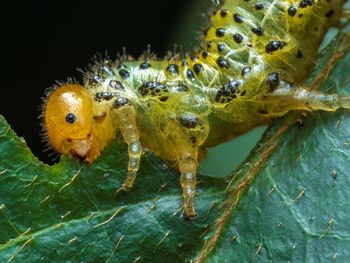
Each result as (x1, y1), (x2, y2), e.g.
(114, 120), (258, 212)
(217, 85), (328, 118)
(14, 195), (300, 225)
(43, 0), (349, 218)
(84, 0), (342, 160)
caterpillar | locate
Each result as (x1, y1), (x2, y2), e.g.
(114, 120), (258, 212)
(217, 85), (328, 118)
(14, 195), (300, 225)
(42, 0), (350, 219)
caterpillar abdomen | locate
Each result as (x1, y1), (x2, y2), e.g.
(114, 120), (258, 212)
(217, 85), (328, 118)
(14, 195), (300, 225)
(42, 0), (348, 218)
(205, 0), (341, 95)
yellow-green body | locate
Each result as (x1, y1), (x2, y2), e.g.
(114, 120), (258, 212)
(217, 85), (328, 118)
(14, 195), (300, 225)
(86, 0), (343, 162)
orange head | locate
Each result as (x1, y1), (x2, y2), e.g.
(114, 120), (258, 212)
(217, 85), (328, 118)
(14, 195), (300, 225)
(43, 84), (98, 161)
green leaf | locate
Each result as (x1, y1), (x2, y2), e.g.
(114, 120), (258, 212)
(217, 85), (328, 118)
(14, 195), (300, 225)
(0, 118), (226, 262)
(1, 8), (350, 263)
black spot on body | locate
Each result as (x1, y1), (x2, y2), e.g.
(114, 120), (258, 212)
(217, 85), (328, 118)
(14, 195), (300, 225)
(217, 57), (230, 68)
(300, 0), (314, 8)
(299, 1), (307, 7)
(217, 43), (225, 52)
(190, 54), (198, 61)
(190, 136), (197, 145)
(296, 50), (303, 59)
(159, 96), (169, 102)
(325, 9), (334, 18)
(255, 3), (264, 10)
(193, 63), (204, 74)
(139, 86), (148, 96)
(139, 81), (168, 97)
(140, 62), (151, 70)
(241, 66), (251, 77)
(266, 73), (280, 90)
(174, 84), (189, 92)
(179, 114), (199, 129)
(166, 64), (179, 75)
(216, 28), (226, 37)
(119, 69), (130, 79)
(92, 74), (104, 84)
(258, 108), (268, 114)
(202, 50), (209, 58)
(233, 13), (243, 23)
(113, 97), (131, 109)
(95, 92), (114, 101)
(265, 41), (286, 53)
(220, 9), (228, 17)
(99, 66), (114, 77)
(226, 80), (240, 90)
(215, 80), (240, 103)
(233, 33), (243, 43)
(288, 5), (297, 17)
(251, 26), (264, 36)
(109, 80), (125, 91)
(186, 69), (195, 80)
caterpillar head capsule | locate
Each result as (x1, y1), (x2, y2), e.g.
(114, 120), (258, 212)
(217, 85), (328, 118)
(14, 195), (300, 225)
(43, 84), (101, 162)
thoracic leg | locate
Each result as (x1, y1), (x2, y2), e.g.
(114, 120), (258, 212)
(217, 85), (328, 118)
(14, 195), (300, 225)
(112, 99), (142, 189)
(264, 81), (350, 117)
(174, 114), (209, 219)
(179, 151), (198, 219)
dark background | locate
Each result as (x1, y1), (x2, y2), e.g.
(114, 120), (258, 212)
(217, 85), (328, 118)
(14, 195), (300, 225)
(1, 0), (201, 164)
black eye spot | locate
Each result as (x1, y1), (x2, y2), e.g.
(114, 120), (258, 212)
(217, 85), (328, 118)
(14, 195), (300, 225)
(65, 113), (76, 124)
